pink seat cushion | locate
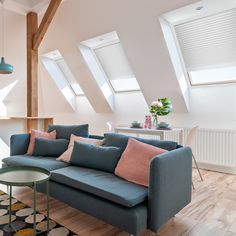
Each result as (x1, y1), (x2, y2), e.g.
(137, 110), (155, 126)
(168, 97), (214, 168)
(27, 129), (57, 155)
(57, 134), (104, 163)
(115, 138), (167, 187)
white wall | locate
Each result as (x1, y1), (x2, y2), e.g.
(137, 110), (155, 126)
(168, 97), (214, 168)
(1, 0), (236, 140)
(0, 10), (26, 116)
(38, 0), (196, 135)
(38, 0), (236, 134)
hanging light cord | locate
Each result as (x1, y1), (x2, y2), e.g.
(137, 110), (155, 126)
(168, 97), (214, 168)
(1, 0), (4, 57)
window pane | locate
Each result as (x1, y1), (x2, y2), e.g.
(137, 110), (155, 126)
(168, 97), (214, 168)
(189, 66), (236, 85)
(94, 43), (134, 80)
(56, 59), (84, 95)
(110, 78), (140, 92)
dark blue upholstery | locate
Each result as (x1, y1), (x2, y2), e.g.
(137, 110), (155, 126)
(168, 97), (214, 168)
(2, 155), (69, 171)
(148, 147), (192, 232)
(37, 181), (148, 236)
(89, 134), (104, 140)
(103, 133), (178, 153)
(48, 124), (89, 139)
(70, 141), (121, 173)
(10, 134), (30, 156)
(7, 132), (192, 235)
(51, 166), (147, 207)
(32, 138), (69, 157)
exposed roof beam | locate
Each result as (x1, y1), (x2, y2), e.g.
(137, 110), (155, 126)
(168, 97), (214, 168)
(33, 0), (62, 50)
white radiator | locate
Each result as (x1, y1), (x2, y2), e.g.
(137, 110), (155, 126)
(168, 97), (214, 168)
(188, 128), (236, 167)
(124, 128), (236, 173)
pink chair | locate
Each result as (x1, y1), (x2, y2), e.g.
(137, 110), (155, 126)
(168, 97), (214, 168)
(185, 126), (203, 189)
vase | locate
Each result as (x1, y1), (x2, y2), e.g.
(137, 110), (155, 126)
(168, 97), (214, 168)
(152, 115), (158, 129)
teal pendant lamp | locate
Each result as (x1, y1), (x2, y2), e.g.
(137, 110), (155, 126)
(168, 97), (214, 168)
(0, 0), (13, 74)
(0, 57), (13, 74)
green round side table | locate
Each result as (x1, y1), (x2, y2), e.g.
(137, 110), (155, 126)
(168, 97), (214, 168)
(0, 166), (51, 235)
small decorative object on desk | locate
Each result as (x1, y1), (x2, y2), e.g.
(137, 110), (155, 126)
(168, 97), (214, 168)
(144, 115), (152, 129)
(149, 97), (173, 129)
(158, 122), (171, 130)
(131, 121), (142, 128)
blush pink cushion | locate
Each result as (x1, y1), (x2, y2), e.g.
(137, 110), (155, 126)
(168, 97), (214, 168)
(115, 138), (167, 187)
(57, 134), (104, 162)
(27, 129), (57, 155)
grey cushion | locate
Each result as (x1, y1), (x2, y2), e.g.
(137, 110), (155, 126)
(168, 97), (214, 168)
(2, 155), (69, 171)
(48, 124), (89, 139)
(51, 166), (148, 207)
(32, 138), (69, 157)
(70, 141), (121, 173)
(103, 133), (178, 153)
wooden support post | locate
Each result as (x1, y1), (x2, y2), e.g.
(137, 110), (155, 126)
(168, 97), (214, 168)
(26, 0), (61, 131)
(27, 12), (38, 117)
(44, 118), (54, 131)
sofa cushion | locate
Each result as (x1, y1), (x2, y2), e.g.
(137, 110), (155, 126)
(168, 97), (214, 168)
(48, 124), (89, 139)
(115, 138), (167, 187)
(57, 134), (104, 163)
(70, 141), (121, 173)
(32, 138), (69, 157)
(51, 166), (148, 207)
(27, 129), (57, 155)
(2, 155), (69, 171)
(103, 133), (178, 153)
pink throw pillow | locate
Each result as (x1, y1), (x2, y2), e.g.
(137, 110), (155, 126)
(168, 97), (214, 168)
(115, 138), (167, 187)
(27, 129), (57, 155)
(57, 134), (104, 162)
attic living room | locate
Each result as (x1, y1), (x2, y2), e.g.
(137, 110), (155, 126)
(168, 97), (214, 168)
(0, 0), (236, 235)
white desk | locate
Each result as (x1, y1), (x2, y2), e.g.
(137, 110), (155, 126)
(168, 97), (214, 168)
(114, 127), (184, 145)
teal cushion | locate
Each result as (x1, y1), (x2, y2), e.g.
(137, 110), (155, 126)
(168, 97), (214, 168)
(51, 166), (148, 207)
(70, 141), (121, 173)
(103, 133), (178, 153)
(2, 155), (69, 171)
(32, 138), (69, 157)
(48, 124), (89, 139)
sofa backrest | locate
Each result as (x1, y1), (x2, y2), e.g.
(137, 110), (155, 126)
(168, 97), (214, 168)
(48, 124), (89, 139)
(103, 133), (178, 153)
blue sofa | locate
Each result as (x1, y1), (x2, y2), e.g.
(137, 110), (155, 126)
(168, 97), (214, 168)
(2, 130), (192, 236)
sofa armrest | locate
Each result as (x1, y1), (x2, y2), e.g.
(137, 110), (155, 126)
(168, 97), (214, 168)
(10, 133), (30, 156)
(148, 147), (192, 232)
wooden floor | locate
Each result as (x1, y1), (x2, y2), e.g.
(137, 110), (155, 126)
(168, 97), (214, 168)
(4, 168), (236, 236)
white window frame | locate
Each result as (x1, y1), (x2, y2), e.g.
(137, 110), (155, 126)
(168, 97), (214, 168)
(42, 50), (84, 96)
(80, 32), (141, 93)
(188, 67), (236, 86)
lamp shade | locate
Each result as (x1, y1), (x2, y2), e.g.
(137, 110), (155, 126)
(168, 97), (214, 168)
(0, 57), (13, 74)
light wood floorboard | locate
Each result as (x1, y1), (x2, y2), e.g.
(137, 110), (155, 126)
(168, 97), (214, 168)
(2, 168), (236, 236)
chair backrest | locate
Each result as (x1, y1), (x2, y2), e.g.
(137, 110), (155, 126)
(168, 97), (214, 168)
(185, 126), (199, 148)
(106, 121), (115, 132)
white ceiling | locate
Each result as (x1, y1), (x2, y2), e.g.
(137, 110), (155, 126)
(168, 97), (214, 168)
(162, 0), (236, 25)
(3, 0), (50, 15)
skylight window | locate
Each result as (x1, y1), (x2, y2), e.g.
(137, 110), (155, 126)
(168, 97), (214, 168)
(189, 66), (236, 85)
(80, 31), (140, 93)
(42, 50), (83, 95)
(173, 8), (236, 86)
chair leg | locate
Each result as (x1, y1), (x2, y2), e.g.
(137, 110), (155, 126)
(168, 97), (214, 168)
(192, 154), (203, 181)
(192, 181), (195, 190)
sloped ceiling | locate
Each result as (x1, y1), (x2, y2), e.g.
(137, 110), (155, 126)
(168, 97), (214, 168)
(3, 0), (50, 14)
(38, 0), (198, 113)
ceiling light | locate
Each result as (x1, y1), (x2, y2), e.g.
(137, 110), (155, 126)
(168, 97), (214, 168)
(196, 6), (204, 11)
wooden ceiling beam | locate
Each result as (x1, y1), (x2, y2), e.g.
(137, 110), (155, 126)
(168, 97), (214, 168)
(33, 0), (62, 50)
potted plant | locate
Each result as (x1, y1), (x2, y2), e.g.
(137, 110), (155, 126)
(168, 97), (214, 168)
(149, 97), (173, 129)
